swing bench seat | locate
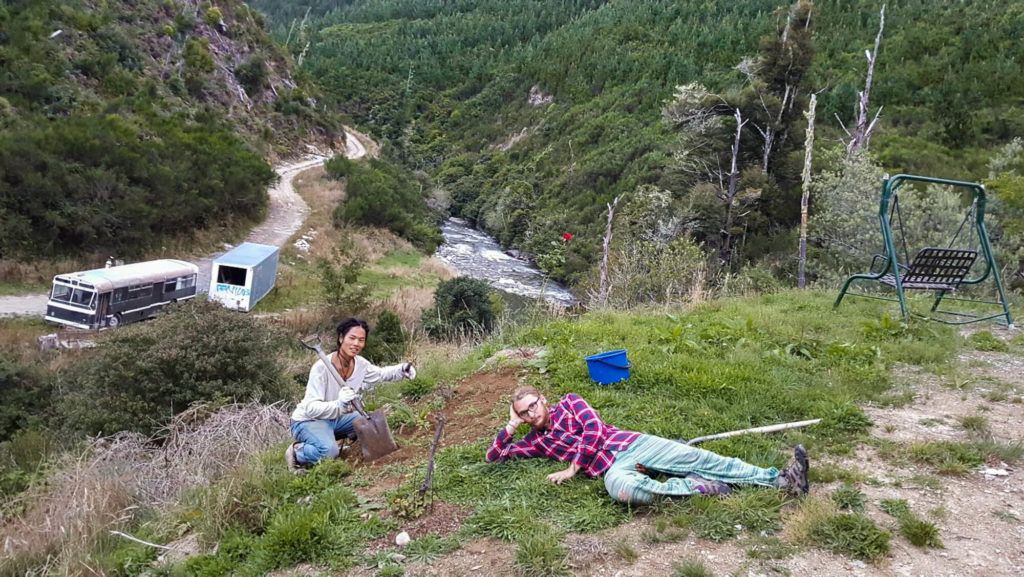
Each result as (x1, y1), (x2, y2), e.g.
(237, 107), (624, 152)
(878, 247), (978, 291)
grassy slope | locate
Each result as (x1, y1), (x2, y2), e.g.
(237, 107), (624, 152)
(151, 290), (994, 575)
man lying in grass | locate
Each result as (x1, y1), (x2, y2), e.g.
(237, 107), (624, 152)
(486, 386), (809, 504)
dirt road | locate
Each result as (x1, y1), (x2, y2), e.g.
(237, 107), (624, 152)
(0, 130), (367, 318)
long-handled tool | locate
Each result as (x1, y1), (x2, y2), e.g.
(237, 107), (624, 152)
(299, 335), (399, 461)
(684, 418), (821, 445)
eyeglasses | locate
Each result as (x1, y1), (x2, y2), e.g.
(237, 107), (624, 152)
(516, 397), (541, 419)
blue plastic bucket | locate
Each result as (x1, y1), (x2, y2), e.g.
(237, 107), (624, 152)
(585, 349), (631, 385)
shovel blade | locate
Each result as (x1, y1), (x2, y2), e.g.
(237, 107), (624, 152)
(353, 411), (399, 460)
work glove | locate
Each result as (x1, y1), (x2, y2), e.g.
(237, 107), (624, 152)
(402, 362), (417, 380)
(337, 386), (357, 407)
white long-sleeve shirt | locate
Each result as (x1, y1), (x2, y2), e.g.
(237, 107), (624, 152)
(290, 353), (407, 422)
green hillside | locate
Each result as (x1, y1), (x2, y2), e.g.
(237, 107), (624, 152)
(252, 0), (1024, 283)
(0, 0), (339, 259)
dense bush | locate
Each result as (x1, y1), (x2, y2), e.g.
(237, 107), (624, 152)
(362, 310), (406, 364)
(0, 114), (274, 258)
(422, 277), (497, 339)
(60, 299), (292, 437)
(330, 158), (442, 252)
(0, 355), (53, 442)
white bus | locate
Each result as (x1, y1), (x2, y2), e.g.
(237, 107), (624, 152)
(45, 259), (199, 329)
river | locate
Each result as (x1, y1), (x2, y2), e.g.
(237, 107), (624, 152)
(436, 219), (577, 306)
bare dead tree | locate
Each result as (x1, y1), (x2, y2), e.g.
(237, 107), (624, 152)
(798, 93), (817, 288)
(597, 195), (623, 307)
(841, 4), (885, 158)
(720, 108), (748, 264)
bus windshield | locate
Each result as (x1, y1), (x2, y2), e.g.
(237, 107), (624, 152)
(50, 284), (96, 310)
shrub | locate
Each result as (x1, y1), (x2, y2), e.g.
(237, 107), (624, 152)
(60, 299), (291, 437)
(330, 159), (442, 252)
(317, 255), (370, 314)
(422, 277), (496, 339)
(363, 310), (406, 364)
(234, 56), (269, 95)
(0, 354), (53, 441)
(204, 6), (223, 27)
(324, 154), (357, 178)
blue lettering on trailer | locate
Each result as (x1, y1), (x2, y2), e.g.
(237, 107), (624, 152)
(216, 284), (250, 296)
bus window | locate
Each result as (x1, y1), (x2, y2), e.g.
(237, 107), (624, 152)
(51, 284), (95, 309)
(52, 284), (73, 302)
(216, 266), (247, 286)
(126, 285), (153, 300)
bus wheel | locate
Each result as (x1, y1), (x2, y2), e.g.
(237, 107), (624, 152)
(107, 314), (122, 328)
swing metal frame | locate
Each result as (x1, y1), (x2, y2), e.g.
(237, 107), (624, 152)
(835, 174), (1014, 328)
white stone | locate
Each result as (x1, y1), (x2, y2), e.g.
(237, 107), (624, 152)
(395, 531), (411, 547)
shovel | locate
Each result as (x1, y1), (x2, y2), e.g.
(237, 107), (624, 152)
(299, 335), (399, 461)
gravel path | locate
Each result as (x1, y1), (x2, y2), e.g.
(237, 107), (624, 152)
(0, 131), (367, 318)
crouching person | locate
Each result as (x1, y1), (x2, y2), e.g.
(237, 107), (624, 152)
(286, 318), (416, 470)
(485, 386), (809, 504)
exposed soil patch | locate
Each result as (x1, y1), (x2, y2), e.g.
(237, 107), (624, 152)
(441, 367), (524, 446)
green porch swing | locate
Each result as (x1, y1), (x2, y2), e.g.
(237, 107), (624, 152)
(834, 174), (1015, 328)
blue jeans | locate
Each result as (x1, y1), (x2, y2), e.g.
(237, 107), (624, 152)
(604, 434), (780, 504)
(290, 414), (359, 466)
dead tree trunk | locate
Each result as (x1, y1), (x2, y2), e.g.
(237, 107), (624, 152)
(597, 195), (622, 307)
(844, 4), (885, 158)
(720, 108), (747, 264)
(798, 94), (817, 288)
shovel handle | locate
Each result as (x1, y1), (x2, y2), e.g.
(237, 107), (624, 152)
(297, 335), (370, 419)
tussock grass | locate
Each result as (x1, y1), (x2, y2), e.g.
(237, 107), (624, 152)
(514, 524), (569, 577)
(893, 439), (1024, 474)
(879, 498), (943, 548)
(831, 484), (866, 512)
(0, 403), (290, 575)
(613, 540), (639, 563)
(969, 330), (1010, 352)
(808, 511), (891, 561)
(672, 559), (715, 577)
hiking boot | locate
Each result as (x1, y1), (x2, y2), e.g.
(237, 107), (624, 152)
(779, 444), (809, 496)
(685, 473), (732, 496)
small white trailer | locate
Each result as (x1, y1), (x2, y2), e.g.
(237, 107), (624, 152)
(209, 242), (279, 312)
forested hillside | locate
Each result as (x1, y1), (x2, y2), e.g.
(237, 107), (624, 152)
(253, 0), (1024, 285)
(0, 0), (339, 259)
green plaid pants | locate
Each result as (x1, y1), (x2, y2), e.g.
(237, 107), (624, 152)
(603, 434), (779, 504)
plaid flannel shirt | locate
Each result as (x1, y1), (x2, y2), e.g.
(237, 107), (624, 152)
(485, 393), (640, 477)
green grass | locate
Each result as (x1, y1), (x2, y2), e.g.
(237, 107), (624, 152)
(170, 456), (392, 575)
(147, 291), (975, 572)
(879, 498), (943, 548)
(969, 331), (1010, 352)
(831, 484), (866, 512)
(423, 292), (960, 545)
(376, 248), (423, 269)
(514, 524), (569, 577)
(808, 512), (891, 561)
(887, 439), (1024, 475)
(957, 414), (991, 437)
